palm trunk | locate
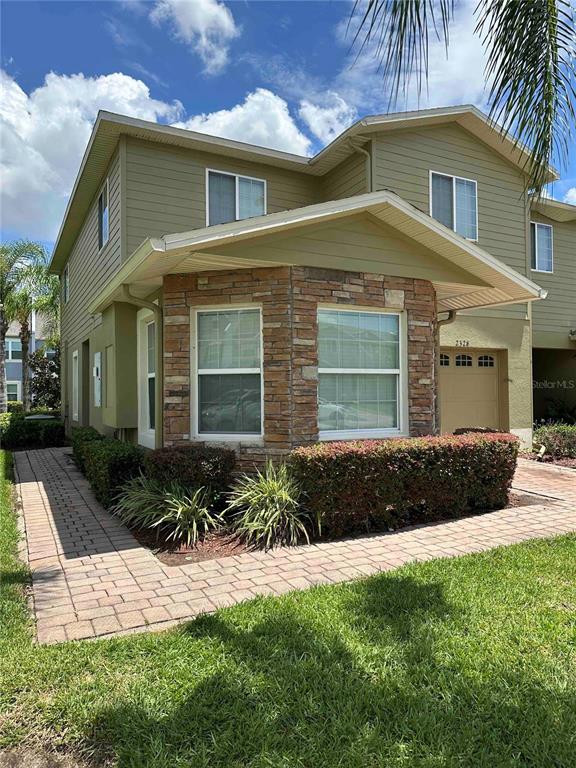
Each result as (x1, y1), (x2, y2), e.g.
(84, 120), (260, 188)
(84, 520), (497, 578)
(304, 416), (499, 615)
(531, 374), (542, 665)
(20, 319), (31, 412)
(0, 314), (7, 414)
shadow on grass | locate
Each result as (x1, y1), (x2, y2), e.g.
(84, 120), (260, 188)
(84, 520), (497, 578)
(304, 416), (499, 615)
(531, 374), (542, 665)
(89, 574), (575, 768)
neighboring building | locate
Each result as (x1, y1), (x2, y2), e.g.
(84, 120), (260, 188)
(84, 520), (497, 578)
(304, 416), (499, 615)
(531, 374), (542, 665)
(4, 313), (55, 404)
(49, 105), (575, 461)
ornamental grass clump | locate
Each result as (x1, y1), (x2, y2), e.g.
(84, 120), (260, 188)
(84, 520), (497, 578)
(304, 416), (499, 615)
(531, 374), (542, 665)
(111, 474), (221, 547)
(226, 461), (313, 549)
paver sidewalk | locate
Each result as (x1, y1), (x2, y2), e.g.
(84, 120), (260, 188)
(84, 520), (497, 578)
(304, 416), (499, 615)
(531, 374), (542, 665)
(14, 448), (576, 644)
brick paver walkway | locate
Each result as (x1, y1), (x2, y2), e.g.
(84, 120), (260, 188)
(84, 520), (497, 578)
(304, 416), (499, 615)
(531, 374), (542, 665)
(14, 448), (576, 644)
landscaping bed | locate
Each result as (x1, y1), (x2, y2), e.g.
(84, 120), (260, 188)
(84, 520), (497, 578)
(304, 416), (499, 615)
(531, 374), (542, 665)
(527, 424), (576, 469)
(70, 429), (521, 559)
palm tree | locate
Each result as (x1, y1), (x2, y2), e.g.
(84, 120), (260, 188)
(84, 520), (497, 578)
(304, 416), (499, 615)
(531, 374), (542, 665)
(351, 0), (575, 191)
(1, 241), (57, 412)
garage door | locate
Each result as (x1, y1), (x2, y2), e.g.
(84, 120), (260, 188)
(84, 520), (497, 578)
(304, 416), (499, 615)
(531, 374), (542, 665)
(439, 349), (500, 434)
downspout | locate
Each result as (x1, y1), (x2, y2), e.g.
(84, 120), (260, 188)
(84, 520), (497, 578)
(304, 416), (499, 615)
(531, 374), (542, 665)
(119, 284), (163, 449)
(348, 138), (372, 192)
(435, 310), (458, 434)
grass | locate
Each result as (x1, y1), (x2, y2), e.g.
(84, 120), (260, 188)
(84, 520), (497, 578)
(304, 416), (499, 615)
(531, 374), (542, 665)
(1, 450), (575, 767)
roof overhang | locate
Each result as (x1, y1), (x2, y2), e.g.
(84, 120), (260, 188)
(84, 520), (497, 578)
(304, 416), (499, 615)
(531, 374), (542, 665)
(531, 197), (576, 222)
(89, 190), (545, 316)
(51, 105), (558, 274)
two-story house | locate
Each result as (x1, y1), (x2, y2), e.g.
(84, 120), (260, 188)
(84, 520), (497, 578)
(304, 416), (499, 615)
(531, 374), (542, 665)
(4, 313), (56, 404)
(49, 105), (575, 462)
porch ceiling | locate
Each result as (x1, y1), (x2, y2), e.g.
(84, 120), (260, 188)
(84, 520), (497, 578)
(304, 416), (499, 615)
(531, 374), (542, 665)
(89, 190), (546, 314)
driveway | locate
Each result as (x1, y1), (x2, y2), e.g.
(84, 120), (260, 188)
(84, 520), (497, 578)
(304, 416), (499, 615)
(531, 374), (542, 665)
(14, 448), (575, 644)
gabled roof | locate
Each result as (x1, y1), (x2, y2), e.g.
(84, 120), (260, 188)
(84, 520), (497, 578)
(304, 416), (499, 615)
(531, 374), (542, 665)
(531, 197), (576, 222)
(89, 190), (545, 315)
(51, 104), (558, 273)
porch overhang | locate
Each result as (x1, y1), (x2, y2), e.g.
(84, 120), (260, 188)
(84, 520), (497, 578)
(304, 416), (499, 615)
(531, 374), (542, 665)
(89, 190), (546, 315)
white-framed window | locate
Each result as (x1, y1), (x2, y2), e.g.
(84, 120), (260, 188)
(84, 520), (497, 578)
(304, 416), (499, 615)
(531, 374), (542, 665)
(206, 170), (266, 226)
(430, 171), (478, 241)
(98, 178), (110, 250)
(45, 348), (57, 361)
(72, 349), (79, 422)
(192, 306), (263, 439)
(530, 222), (553, 273)
(318, 307), (406, 439)
(146, 321), (156, 431)
(7, 381), (21, 402)
(62, 264), (69, 304)
(6, 338), (22, 361)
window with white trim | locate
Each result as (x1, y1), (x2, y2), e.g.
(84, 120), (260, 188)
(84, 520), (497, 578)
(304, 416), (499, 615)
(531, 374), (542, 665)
(62, 264), (69, 304)
(146, 321), (156, 430)
(72, 350), (79, 422)
(195, 308), (262, 436)
(318, 309), (402, 435)
(6, 338), (22, 361)
(7, 382), (20, 402)
(207, 170), (266, 226)
(98, 179), (110, 250)
(431, 172), (478, 240)
(530, 222), (553, 272)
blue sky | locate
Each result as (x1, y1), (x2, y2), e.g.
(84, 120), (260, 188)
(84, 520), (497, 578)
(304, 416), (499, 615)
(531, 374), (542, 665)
(1, 0), (575, 250)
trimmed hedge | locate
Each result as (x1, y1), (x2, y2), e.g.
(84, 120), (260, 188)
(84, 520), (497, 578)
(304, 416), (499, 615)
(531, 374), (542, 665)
(7, 401), (24, 415)
(289, 433), (519, 537)
(144, 444), (236, 494)
(71, 426), (104, 473)
(533, 424), (576, 459)
(0, 412), (65, 450)
(83, 439), (144, 508)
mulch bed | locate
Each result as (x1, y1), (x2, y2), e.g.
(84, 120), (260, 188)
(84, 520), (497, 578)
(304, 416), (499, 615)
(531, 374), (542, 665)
(131, 491), (543, 567)
(521, 453), (576, 469)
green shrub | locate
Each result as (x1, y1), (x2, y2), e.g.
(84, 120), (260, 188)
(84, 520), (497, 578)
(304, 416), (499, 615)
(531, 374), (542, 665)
(83, 439), (144, 508)
(0, 412), (65, 449)
(288, 433), (519, 537)
(533, 424), (576, 458)
(144, 444), (236, 494)
(7, 401), (23, 415)
(111, 474), (221, 546)
(226, 461), (313, 549)
(71, 426), (104, 473)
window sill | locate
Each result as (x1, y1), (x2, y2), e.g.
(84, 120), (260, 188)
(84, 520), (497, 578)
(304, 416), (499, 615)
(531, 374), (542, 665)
(531, 269), (553, 274)
(192, 434), (264, 446)
(319, 429), (406, 442)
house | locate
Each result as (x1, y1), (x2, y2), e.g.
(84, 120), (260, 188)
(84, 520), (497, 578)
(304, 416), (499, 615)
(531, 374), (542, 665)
(49, 105), (576, 464)
(4, 313), (56, 404)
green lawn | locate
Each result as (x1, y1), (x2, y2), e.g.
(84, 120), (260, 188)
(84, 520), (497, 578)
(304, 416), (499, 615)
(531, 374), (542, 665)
(1, 450), (575, 768)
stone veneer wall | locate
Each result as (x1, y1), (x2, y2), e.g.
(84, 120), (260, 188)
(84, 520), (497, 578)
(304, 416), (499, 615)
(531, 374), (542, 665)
(163, 266), (437, 468)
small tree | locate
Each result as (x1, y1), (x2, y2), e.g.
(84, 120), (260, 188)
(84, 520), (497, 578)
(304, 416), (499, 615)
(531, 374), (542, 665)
(29, 346), (61, 410)
(0, 242), (29, 413)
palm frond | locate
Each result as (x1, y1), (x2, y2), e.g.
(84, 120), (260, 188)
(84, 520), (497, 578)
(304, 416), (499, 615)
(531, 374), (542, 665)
(476, 0), (576, 192)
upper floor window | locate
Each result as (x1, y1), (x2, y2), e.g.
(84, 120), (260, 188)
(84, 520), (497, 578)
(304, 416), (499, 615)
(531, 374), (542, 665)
(62, 264), (69, 304)
(98, 179), (110, 250)
(430, 172), (478, 241)
(207, 170), (266, 226)
(7, 382), (20, 402)
(530, 222), (553, 273)
(6, 338), (22, 361)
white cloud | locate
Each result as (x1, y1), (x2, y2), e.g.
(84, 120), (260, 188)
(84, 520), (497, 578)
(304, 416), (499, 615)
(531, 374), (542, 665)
(150, 0), (239, 75)
(0, 70), (182, 241)
(299, 92), (357, 144)
(175, 88), (312, 155)
(563, 187), (576, 205)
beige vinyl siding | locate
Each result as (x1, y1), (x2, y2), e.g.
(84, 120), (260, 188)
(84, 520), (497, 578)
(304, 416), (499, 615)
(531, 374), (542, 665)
(372, 123), (529, 319)
(210, 214), (485, 286)
(125, 138), (321, 255)
(320, 152), (367, 201)
(530, 213), (576, 348)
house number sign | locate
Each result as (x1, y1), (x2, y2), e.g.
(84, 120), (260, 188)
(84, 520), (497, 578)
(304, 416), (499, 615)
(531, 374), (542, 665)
(455, 340), (471, 347)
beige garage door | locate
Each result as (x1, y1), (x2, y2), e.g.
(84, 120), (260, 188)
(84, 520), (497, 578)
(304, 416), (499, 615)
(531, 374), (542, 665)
(439, 349), (500, 434)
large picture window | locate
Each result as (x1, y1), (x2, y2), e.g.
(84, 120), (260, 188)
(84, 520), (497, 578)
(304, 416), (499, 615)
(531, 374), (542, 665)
(318, 309), (403, 437)
(530, 222), (553, 273)
(430, 172), (478, 240)
(195, 308), (262, 437)
(207, 170), (266, 226)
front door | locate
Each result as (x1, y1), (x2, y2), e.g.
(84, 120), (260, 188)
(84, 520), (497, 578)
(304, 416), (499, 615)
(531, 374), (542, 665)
(439, 349), (501, 434)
